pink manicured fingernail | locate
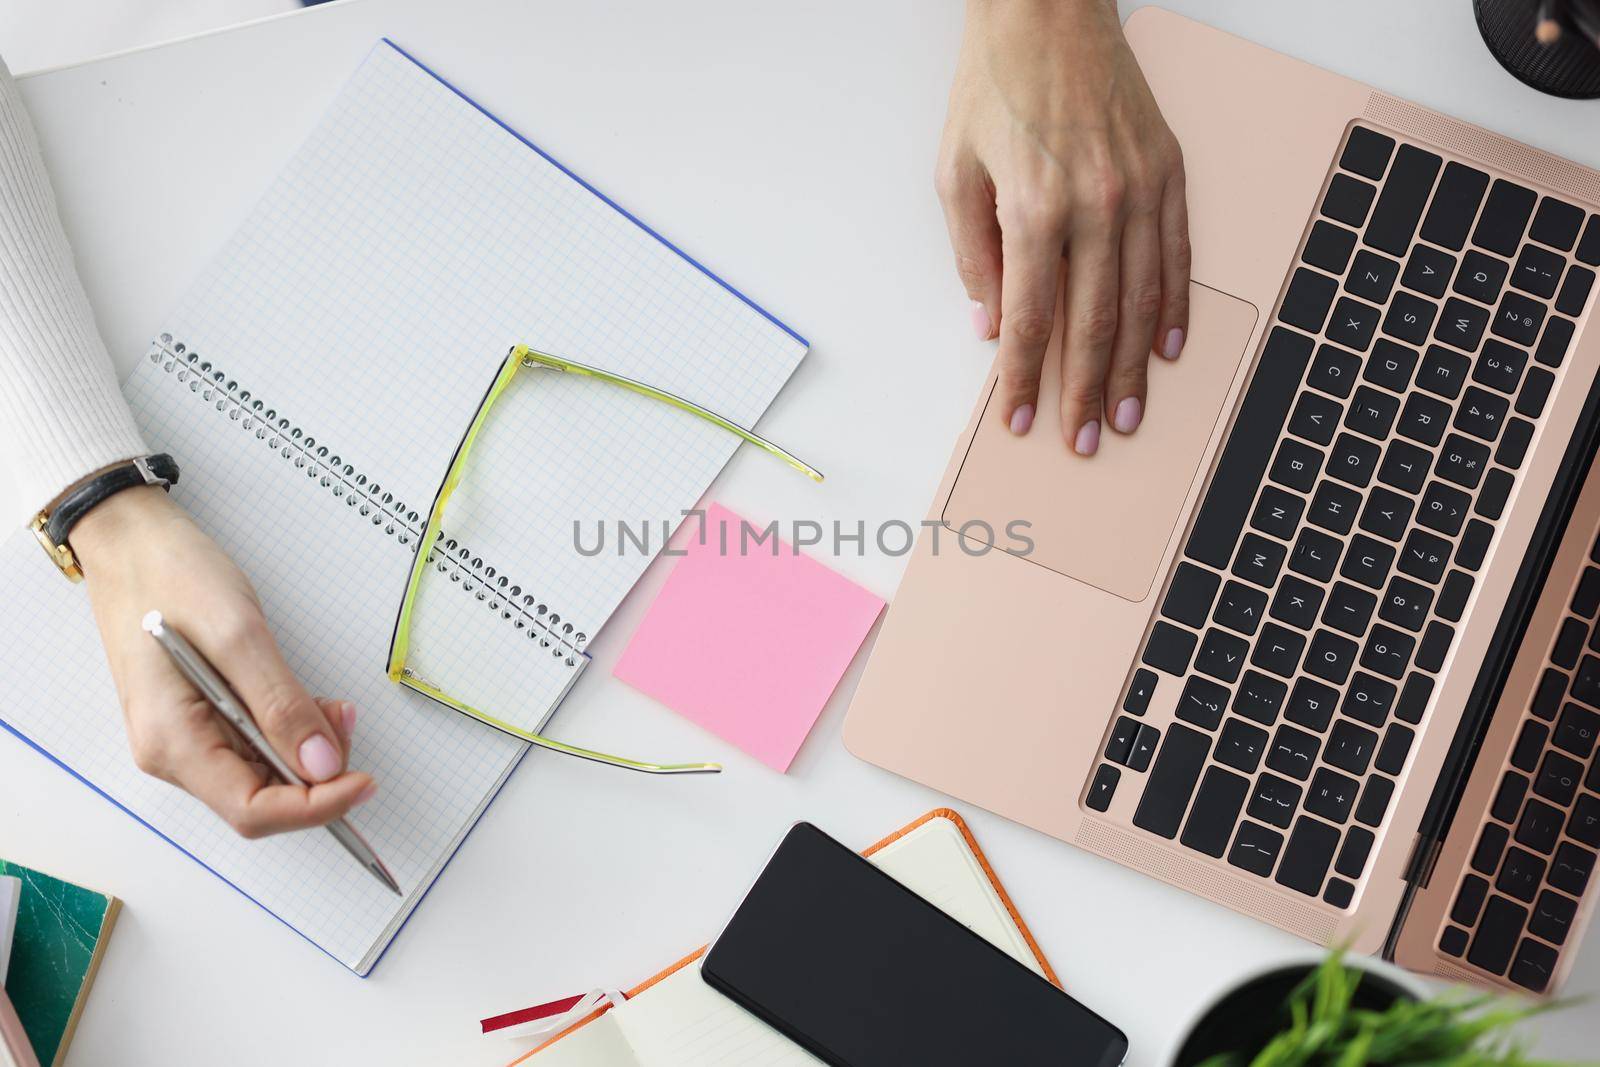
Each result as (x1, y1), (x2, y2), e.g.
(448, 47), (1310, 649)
(299, 734), (341, 782)
(1009, 403), (1035, 435)
(1074, 420), (1101, 456)
(341, 702), (358, 736)
(1113, 397), (1142, 433)
(1163, 327), (1184, 360)
(970, 300), (993, 340)
(354, 783), (378, 806)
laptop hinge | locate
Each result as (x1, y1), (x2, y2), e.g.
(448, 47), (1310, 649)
(1403, 833), (1443, 890)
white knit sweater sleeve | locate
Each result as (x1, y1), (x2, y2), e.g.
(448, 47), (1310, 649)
(0, 55), (147, 528)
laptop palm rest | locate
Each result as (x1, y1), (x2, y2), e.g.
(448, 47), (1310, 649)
(941, 281), (1258, 603)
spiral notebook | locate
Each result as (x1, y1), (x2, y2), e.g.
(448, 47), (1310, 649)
(0, 39), (807, 974)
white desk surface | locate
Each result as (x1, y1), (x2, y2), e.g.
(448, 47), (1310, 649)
(3, 0), (1597, 1062)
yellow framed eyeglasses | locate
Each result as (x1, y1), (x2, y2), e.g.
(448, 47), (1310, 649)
(386, 345), (821, 774)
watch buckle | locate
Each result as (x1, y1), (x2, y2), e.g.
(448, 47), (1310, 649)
(30, 512), (83, 582)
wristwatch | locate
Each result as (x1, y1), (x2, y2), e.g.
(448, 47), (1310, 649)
(30, 454), (180, 582)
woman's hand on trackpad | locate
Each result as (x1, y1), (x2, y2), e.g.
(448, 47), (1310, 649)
(936, 0), (1191, 456)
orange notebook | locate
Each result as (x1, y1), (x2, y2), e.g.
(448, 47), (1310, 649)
(501, 809), (1057, 1065)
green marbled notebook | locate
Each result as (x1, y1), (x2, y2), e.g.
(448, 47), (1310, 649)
(0, 861), (118, 1067)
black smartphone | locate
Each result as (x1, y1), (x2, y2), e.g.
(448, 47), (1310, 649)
(701, 822), (1128, 1067)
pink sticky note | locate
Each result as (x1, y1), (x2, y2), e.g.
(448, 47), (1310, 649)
(614, 504), (885, 772)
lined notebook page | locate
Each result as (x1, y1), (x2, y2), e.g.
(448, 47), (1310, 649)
(0, 39), (805, 972)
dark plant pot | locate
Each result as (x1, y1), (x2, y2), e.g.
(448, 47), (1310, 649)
(1171, 962), (1415, 1067)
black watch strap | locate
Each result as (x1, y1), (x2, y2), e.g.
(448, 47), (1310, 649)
(43, 453), (180, 551)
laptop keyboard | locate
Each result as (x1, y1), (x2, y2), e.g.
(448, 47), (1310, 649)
(1088, 125), (1598, 918)
(1435, 530), (1600, 991)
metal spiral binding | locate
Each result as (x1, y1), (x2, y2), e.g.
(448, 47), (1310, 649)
(149, 335), (585, 663)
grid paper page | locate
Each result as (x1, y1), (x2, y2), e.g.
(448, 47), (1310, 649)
(0, 40), (806, 970)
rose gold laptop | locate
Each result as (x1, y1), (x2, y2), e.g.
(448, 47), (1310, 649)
(845, 8), (1600, 994)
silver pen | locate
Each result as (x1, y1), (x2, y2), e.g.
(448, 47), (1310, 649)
(141, 610), (401, 895)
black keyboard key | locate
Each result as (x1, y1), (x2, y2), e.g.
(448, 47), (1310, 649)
(1530, 890), (1577, 945)
(1251, 622), (1306, 679)
(1251, 486), (1306, 542)
(1281, 268), (1339, 333)
(1542, 666), (1575, 718)
(1143, 621), (1197, 675)
(1530, 196), (1585, 251)
(1286, 677), (1339, 731)
(1267, 723), (1321, 781)
(1342, 534), (1396, 590)
(1196, 628), (1250, 683)
(1342, 672), (1396, 727)
(1323, 878), (1357, 914)
(1276, 816), (1341, 896)
(1307, 343), (1362, 398)
(1360, 488), (1414, 543)
(1573, 654), (1600, 709)
(1492, 290), (1546, 347)
(1087, 764), (1120, 811)
(1377, 440), (1431, 494)
(1326, 719), (1378, 775)
(1323, 582), (1377, 636)
(1123, 669), (1157, 716)
(1421, 161), (1489, 250)
(1403, 244), (1456, 298)
(1376, 723), (1414, 775)
(1177, 677), (1229, 730)
(1467, 895), (1528, 975)
(1328, 433), (1380, 488)
(1416, 620), (1454, 673)
(1249, 772), (1302, 828)
(1497, 846), (1546, 902)
(1128, 723), (1160, 772)
(1163, 562), (1220, 628)
(1516, 798), (1564, 855)
(1366, 144), (1441, 255)
(1549, 842), (1595, 896)
(1420, 484), (1472, 538)
(1418, 344), (1471, 399)
(1452, 874), (1490, 925)
(1475, 338), (1528, 394)
(1571, 794), (1600, 847)
(1307, 481), (1361, 535)
(1440, 926), (1469, 957)
(1455, 249), (1510, 303)
(1304, 220), (1358, 275)
(1554, 618), (1586, 669)
(1214, 580), (1270, 636)
(1346, 249), (1399, 303)
(1180, 766), (1250, 858)
(1454, 387), (1510, 442)
(1232, 533), (1287, 588)
(1511, 243), (1564, 298)
(1272, 577), (1325, 631)
(1399, 530), (1451, 584)
(1345, 386), (1399, 440)
(1574, 567), (1600, 618)
(1365, 338), (1420, 392)
(1475, 468), (1513, 521)
(1492, 770), (1529, 823)
(1337, 826), (1374, 878)
(1288, 392), (1341, 447)
(1216, 718), (1269, 774)
(1473, 178), (1537, 256)
(1228, 821), (1284, 877)
(1306, 767), (1360, 823)
(1535, 749), (1584, 806)
(1132, 723), (1212, 839)
(1435, 435), (1489, 490)
(1340, 126), (1394, 180)
(1437, 570), (1473, 621)
(1355, 774), (1395, 826)
(1383, 291), (1436, 346)
(1106, 715), (1140, 764)
(1512, 940), (1557, 993)
(1327, 297), (1381, 352)
(1232, 670), (1286, 725)
(1398, 392), (1451, 447)
(1472, 822), (1510, 875)
(1457, 519), (1494, 571)
(1185, 329), (1314, 568)
(1306, 629), (1358, 684)
(1291, 527), (1342, 582)
(1381, 576), (1434, 632)
(1555, 701), (1599, 758)
(1580, 213), (1600, 265)
(1517, 367), (1554, 419)
(1323, 173), (1377, 227)
(1510, 720), (1547, 773)
(1496, 417), (1534, 469)
(1434, 298), (1488, 352)
(1557, 265), (1595, 317)
(1535, 315), (1575, 368)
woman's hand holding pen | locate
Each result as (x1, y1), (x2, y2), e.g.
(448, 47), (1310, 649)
(69, 484), (375, 838)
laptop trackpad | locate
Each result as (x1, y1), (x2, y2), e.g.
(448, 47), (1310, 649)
(942, 281), (1258, 603)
